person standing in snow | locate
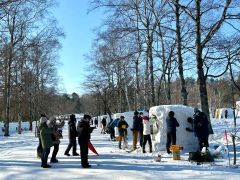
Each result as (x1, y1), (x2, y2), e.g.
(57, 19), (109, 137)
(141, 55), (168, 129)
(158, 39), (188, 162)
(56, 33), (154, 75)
(94, 118), (98, 128)
(101, 117), (107, 134)
(48, 116), (65, 163)
(77, 114), (94, 168)
(193, 108), (209, 151)
(117, 116), (129, 149)
(142, 115), (152, 153)
(139, 112), (144, 148)
(107, 118), (116, 141)
(64, 114), (79, 156)
(36, 114), (45, 158)
(166, 111), (180, 154)
(131, 111), (141, 150)
(39, 116), (53, 168)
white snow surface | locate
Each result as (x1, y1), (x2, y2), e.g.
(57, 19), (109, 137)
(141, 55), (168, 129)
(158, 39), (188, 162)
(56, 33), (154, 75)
(0, 117), (240, 180)
(149, 105), (199, 151)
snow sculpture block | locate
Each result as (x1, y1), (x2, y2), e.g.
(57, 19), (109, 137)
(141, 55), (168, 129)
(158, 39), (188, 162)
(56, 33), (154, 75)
(149, 105), (198, 151)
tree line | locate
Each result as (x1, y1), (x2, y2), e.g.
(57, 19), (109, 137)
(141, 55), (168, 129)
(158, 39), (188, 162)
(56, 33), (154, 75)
(81, 0), (240, 126)
(0, 0), (82, 136)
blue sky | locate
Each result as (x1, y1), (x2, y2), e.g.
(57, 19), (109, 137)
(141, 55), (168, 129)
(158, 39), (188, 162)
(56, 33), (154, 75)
(53, 0), (104, 95)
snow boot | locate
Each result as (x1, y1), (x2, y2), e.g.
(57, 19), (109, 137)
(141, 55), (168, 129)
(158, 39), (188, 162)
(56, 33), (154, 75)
(72, 152), (79, 156)
(41, 164), (51, 168)
(50, 158), (58, 163)
(82, 164), (92, 168)
(150, 147), (152, 153)
(64, 152), (70, 156)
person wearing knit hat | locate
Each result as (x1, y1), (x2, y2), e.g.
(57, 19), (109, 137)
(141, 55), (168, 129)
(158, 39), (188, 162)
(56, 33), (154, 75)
(39, 115), (53, 168)
(142, 115), (152, 153)
(117, 116), (129, 149)
(77, 114), (94, 168)
(37, 114), (46, 159)
(40, 117), (47, 124)
(166, 111), (179, 154)
(131, 111), (141, 150)
(48, 116), (65, 163)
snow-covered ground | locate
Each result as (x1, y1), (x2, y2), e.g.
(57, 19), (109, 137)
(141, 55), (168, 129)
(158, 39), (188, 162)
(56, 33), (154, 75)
(0, 119), (240, 180)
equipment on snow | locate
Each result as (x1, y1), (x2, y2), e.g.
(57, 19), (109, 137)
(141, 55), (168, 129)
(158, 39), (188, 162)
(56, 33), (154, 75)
(170, 145), (183, 160)
(88, 141), (99, 156)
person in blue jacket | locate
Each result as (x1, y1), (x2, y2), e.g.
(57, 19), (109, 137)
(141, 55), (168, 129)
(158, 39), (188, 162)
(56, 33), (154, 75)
(166, 111), (179, 154)
(107, 118), (118, 141)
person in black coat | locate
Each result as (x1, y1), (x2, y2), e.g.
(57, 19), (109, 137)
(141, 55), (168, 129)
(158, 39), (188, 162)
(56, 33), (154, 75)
(193, 108), (209, 151)
(131, 111), (141, 150)
(77, 114), (94, 168)
(166, 111), (180, 154)
(64, 114), (79, 156)
(94, 118), (98, 127)
(101, 117), (107, 134)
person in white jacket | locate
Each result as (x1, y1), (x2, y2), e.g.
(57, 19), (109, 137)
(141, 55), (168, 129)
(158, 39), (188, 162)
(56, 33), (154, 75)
(142, 115), (153, 153)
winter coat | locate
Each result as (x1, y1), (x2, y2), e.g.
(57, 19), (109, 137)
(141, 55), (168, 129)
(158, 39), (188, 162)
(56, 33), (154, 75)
(193, 111), (209, 138)
(166, 116), (179, 134)
(117, 119), (128, 137)
(39, 123), (53, 149)
(68, 119), (77, 142)
(77, 120), (94, 142)
(132, 115), (141, 131)
(143, 119), (153, 135)
(139, 117), (143, 132)
(48, 119), (65, 145)
(101, 118), (107, 126)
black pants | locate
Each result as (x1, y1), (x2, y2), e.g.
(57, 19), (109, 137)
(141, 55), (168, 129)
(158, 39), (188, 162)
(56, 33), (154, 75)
(110, 128), (115, 140)
(139, 130), (143, 147)
(198, 136), (209, 151)
(65, 139), (77, 155)
(166, 132), (176, 152)
(143, 135), (152, 151)
(41, 147), (50, 166)
(79, 139), (89, 167)
(37, 138), (43, 158)
(51, 144), (59, 160)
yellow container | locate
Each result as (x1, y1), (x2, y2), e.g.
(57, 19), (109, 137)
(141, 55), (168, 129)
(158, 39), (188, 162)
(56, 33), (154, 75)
(170, 145), (183, 151)
(170, 145), (183, 160)
(172, 150), (180, 160)
(116, 136), (121, 141)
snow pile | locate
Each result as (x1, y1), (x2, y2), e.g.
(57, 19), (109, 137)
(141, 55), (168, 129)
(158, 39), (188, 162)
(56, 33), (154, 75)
(149, 105), (198, 151)
(0, 121), (31, 136)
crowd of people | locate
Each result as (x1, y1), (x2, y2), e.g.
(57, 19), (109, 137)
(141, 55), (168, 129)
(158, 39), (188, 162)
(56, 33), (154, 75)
(36, 108), (209, 168)
(36, 114), (94, 168)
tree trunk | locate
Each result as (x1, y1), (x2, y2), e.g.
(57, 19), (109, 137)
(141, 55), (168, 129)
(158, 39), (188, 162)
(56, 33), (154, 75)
(18, 85), (22, 134)
(195, 0), (213, 134)
(175, 0), (188, 105)
(123, 68), (131, 112)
